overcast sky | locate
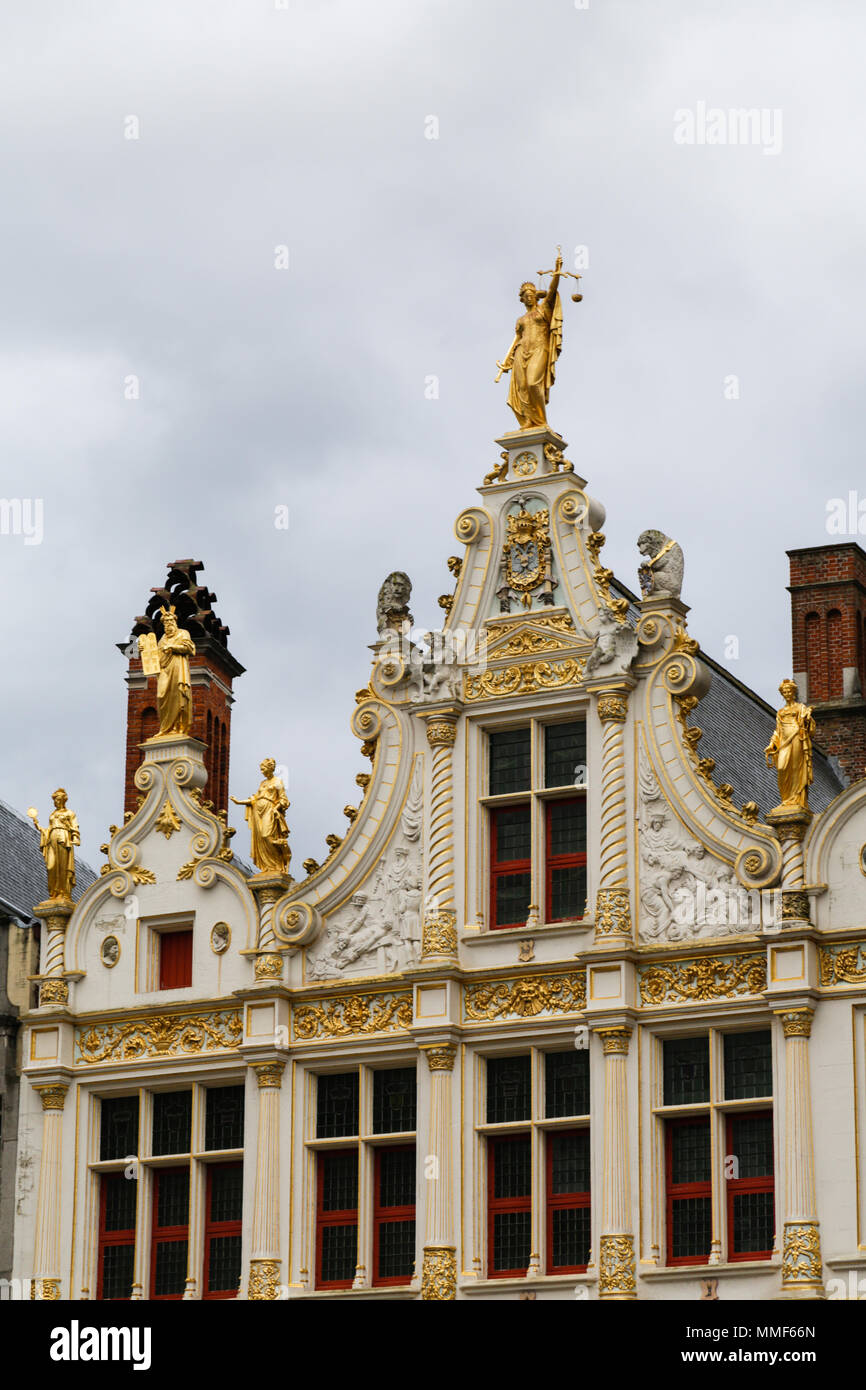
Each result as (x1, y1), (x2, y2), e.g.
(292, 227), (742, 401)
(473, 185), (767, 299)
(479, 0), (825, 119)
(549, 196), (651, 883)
(3, 0), (865, 872)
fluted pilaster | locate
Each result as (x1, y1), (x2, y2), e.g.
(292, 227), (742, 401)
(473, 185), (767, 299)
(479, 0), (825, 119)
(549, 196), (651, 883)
(420, 1044), (457, 1299)
(248, 1062), (285, 1299)
(31, 1084), (69, 1299)
(597, 1027), (636, 1299)
(776, 1008), (824, 1298)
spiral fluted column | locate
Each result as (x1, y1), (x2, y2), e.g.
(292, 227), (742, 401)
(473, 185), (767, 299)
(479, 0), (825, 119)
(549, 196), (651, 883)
(420, 1044), (457, 1299)
(592, 687), (633, 941)
(776, 1008), (824, 1298)
(31, 1083), (69, 1299)
(34, 900), (74, 1006)
(248, 1062), (285, 1299)
(421, 714), (459, 959)
(765, 808), (812, 925)
(596, 1027), (636, 1299)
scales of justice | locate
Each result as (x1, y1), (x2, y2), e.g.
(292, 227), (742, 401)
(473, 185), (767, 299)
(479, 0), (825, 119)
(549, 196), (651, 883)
(495, 247), (583, 431)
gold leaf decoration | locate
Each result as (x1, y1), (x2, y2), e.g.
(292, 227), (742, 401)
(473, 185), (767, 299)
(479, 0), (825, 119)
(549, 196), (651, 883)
(463, 657), (585, 703)
(292, 992), (413, 1041)
(464, 971), (586, 1022)
(154, 800), (182, 839)
(76, 1009), (242, 1064)
(818, 941), (866, 986)
(638, 953), (766, 1006)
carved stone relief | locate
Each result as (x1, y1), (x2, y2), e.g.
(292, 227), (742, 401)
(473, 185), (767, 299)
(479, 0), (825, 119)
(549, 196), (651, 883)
(638, 740), (742, 942)
(305, 761), (424, 979)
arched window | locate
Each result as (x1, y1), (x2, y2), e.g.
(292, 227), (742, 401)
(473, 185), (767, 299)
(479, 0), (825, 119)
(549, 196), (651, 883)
(804, 611), (823, 701)
(827, 609), (843, 699)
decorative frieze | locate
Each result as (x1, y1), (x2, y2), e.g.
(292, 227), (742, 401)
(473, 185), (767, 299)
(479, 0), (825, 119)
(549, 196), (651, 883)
(638, 953), (767, 1006)
(75, 1008), (242, 1064)
(818, 941), (866, 986)
(292, 991), (413, 1041)
(463, 656), (585, 702)
(464, 971), (586, 1022)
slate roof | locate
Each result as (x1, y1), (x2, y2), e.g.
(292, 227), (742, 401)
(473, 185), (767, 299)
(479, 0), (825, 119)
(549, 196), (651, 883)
(608, 579), (846, 816)
(0, 797), (98, 926)
(694, 655), (845, 816)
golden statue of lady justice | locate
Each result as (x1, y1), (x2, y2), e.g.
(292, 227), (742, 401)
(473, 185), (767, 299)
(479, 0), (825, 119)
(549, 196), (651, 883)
(496, 248), (582, 429)
(28, 789), (80, 901)
(231, 758), (291, 875)
(765, 679), (815, 811)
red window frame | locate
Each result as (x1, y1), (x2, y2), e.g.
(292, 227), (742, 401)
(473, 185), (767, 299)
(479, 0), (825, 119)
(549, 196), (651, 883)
(487, 1133), (532, 1278)
(545, 1128), (590, 1274)
(96, 1172), (136, 1301)
(159, 930), (193, 990)
(203, 1162), (243, 1300)
(149, 1166), (190, 1301)
(372, 1144), (416, 1288)
(489, 803), (531, 930)
(544, 798), (587, 922)
(315, 1148), (358, 1290)
(725, 1110), (774, 1262)
(665, 1117), (712, 1267)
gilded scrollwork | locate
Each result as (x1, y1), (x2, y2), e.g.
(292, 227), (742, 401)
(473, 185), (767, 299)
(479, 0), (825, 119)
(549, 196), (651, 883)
(595, 888), (631, 938)
(76, 1008), (242, 1063)
(638, 953), (767, 1006)
(464, 656), (586, 703)
(422, 911), (458, 958)
(464, 971), (586, 1022)
(292, 991), (413, 1041)
(818, 941), (866, 986)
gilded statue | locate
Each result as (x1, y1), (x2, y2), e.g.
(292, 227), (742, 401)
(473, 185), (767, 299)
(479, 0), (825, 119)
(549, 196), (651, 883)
(155, 605), (195, 736)
(765, 680), (815, 811)
(231, 758), (291, 874)
(28, 789), (80, 901)
(496, 249), (582, 430)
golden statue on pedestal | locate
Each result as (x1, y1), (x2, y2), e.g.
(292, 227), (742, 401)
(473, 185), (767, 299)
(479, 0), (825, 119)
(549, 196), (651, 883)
(496, 248), (582, 429)
(149, 605), (195, 737)
(231, 759), (291, 874)
(28, 789), (80, 901)
(765, 680), (815, 811)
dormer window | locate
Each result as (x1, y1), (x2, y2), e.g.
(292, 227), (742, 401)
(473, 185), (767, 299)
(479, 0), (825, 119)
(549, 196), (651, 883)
(485, 719), (587, 929)
(158, 929), (193, 990)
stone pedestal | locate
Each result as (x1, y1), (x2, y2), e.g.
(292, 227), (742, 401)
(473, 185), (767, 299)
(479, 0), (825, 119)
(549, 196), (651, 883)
(250, 872), (292, 982)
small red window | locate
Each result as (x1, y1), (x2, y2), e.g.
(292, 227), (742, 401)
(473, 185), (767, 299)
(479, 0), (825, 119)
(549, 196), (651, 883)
(489, 805), (532, 929)
(159, 930), (193, 990)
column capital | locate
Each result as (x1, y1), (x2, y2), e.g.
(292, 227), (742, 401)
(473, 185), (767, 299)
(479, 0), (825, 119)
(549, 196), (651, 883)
(34, 1083), (69, 1111)
(775, 1006), (815, 1038)
(420, 1043), (457, 1072)
(765, 807), (813, 843)
(596, 1025), (632, 1055)
(253, 1061), (286, 1088)
(425, 719), (459, 748)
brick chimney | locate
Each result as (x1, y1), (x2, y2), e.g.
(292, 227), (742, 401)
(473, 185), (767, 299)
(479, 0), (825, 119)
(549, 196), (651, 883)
(119, 560), (244, 816)
(788, 543), (866, 783)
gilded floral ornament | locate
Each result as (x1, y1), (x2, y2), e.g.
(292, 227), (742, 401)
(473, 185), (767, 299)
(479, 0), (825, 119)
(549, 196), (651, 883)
(598, 1235), (636, 1298)
(585, 532), (629, 623)
(781, 1222), (822, 1288)
(76, 1009), (242, 1063)
(595, 888), (631, 938)
(154, 800), (182, 839)
(248, 1260), (282, 1301)
(39, 979), (69, 1006)
(639, 954), (766, 1006)
(292, 992), (413, 1041)
(777, 1008), (813, 1038)
(254, 954), (283, 981)
(464, 971), (586, 1022)
(421, 911), (458, 958)
(31, 1279), (61, 1300)
(421, 1246), (457, 1300)
(422, 1044), (457, 1072)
